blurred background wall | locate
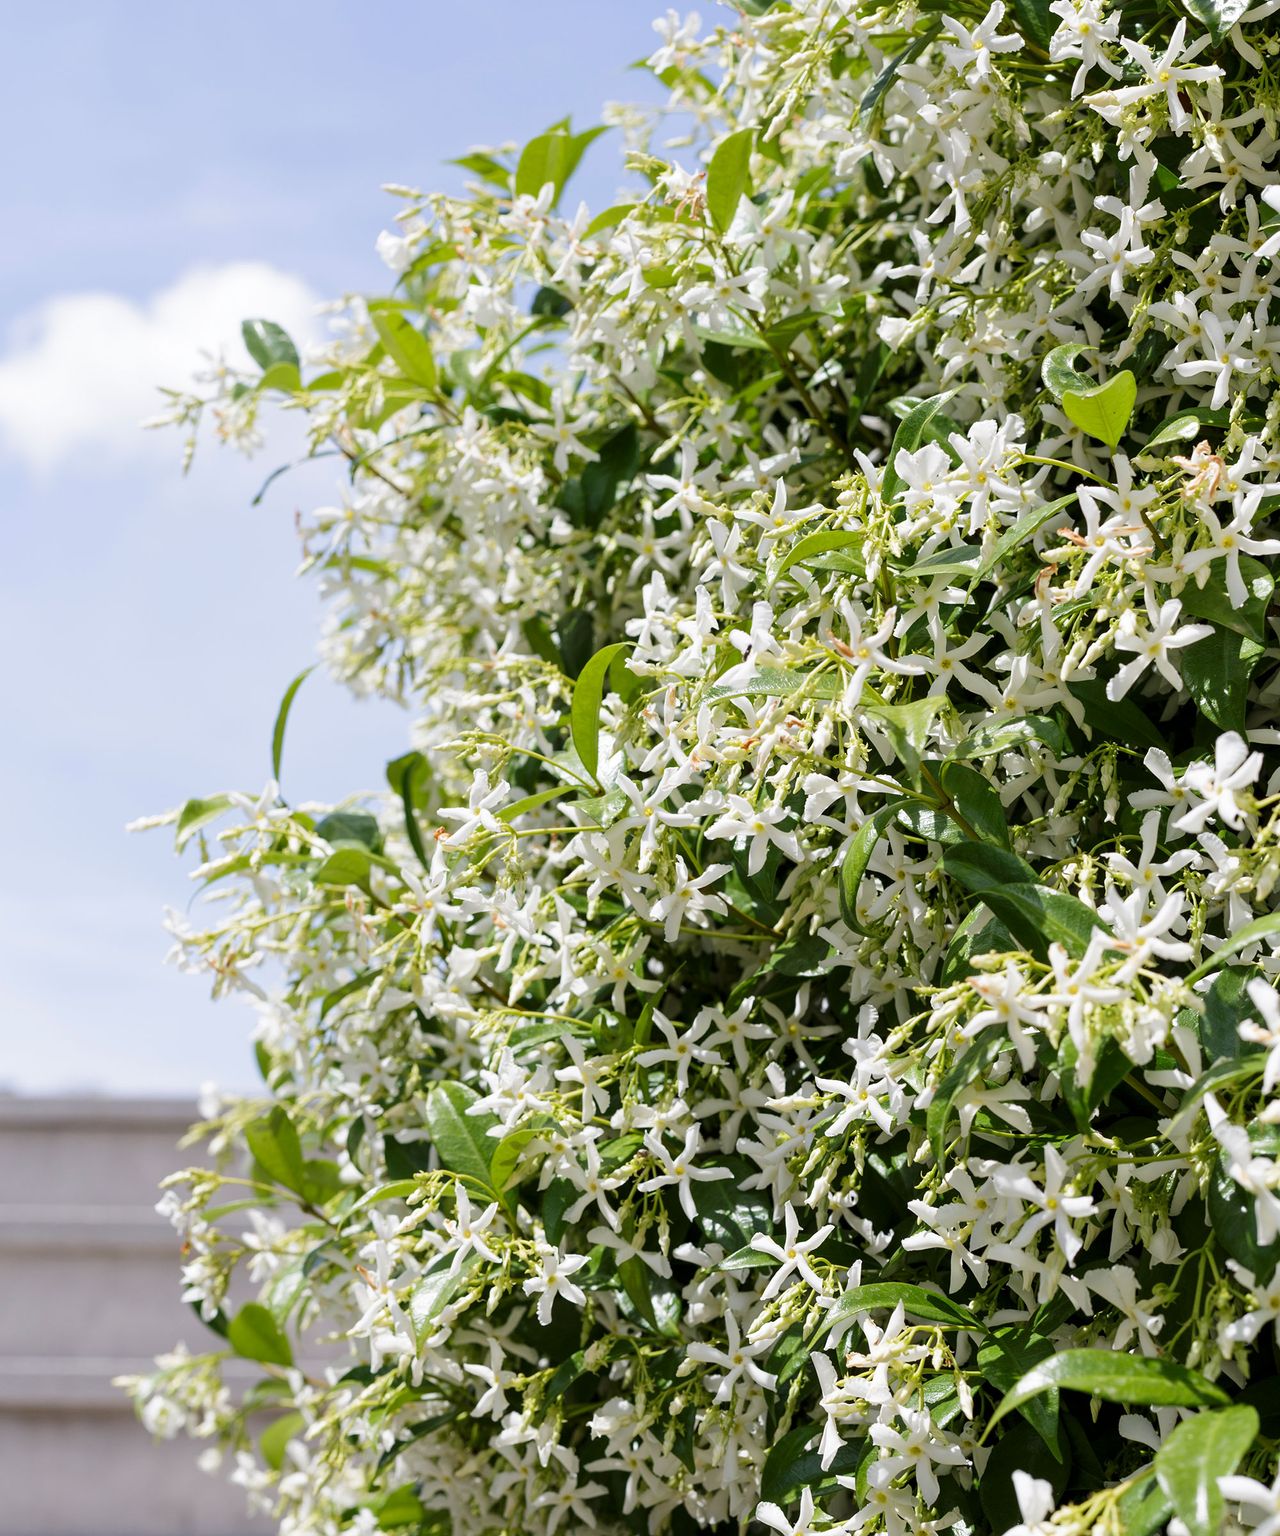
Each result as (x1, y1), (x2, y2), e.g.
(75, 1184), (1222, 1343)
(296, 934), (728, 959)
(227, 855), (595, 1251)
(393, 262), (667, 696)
(0, 1097), (261, 1535)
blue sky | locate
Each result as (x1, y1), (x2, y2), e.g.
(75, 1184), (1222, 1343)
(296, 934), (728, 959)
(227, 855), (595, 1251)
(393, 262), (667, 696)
(0, 1), (665, 1095)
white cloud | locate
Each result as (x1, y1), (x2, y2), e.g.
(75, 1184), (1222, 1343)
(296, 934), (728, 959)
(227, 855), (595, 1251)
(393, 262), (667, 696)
(0, 262), (320, 472)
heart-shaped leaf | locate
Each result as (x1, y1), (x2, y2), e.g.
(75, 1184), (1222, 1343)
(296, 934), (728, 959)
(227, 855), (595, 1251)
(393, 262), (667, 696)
(1062, 371), (1136, 448)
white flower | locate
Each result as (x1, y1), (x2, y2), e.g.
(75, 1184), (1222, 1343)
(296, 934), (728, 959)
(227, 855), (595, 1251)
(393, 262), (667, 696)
(750, 1202), (835, 1300)
(521, 1243), (589, 1326)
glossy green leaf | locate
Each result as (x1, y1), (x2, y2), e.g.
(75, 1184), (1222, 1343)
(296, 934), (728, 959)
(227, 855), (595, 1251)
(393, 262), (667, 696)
(227, 1302), (293, 1367)
(863, 696), (946, 781)
(1181, 624), (1264, 732)
(706, 666), (838, 704)
(1008, 0), (1054, 48)
(1062, 371), (1136, 449)
(385, 750), (430, 869)
(1145, 405), (1233, 450)
(313, 847), (375, 889)
(1209, 1125), (1280, 1282)
(1181, 0), (1249, 42)
(1068, 678), (1168, 750)
(760, 1422), (863, 1504)
(978, 1332), (1061, 1455)
(175, 794), (233, 851)
(1179, 557), (1273, 645)
(821, 1281), (976, 1335)
(927, 1029), (1012, 1163)
(1155, 1406), (1258, 1536)
(773, 528), (864, 583)
(315, 810), (382, 852)
(1041, 343), (1092, 401)
(570, 641), (630, 782)
(1119, 1475), (1175, 1536)
(978, 495), (1076, 580)
(246, 1107), (307, 1195)
(271, 665), (314, 786)
(260, 1411), (304, 1471)
(937, 759), (1010, 848)
(881, 391), (959, 505)
(371, 309), (438, 391)
(425, 1081), (500, 1195)
(706, 128), (754, 233)
(1186, 913), (1280, 984)
(950, 713), (1068, 763)
(987, 1351), (1228, 1436)
(943, 842), (1109, 961)
(838, 799), (911, 937)
(859, 26), (940, 125)
(242, 318), (300, 373)
(258, 360), (301, 393)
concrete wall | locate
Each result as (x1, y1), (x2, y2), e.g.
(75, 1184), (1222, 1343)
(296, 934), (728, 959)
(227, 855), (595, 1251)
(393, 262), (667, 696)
(0, 1097), (265, 1536)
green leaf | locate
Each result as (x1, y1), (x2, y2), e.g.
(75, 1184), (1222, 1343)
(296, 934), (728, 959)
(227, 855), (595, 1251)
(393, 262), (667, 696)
(1042, 343), (1093, 401)
(1008, 0), (1054, 49)
(951, 713), (1068, 763)
(821, 1282), (976, 1336)
(1181, 624), (1264, 733)
(1058, 1034), (1132, 1126)
(1119, 1475), (1175, 1536)
(175, 794), (233, 851)
(584, 202), (637, 238)
(315, 811), (382, 853)
(1181, 0), (1248, 43)
(978, 1333), (1061, 1455)
(570, 641), (630, 782)
(227, 1302), (293, 1367)
(1209, 1124), (1280, 1282)
(773, 528), (864, 584)
(706, 666), (838, 704)
(246, 1107), (307, 1196)
(719, 1244), (776, 1271)
(937, 760), (1010, 848)
(1068, 678), (1168, 750)
(928, 1028), (1012, 1163)
(1145, 405), (1234, 451)
(385, 750), (430, 869)
(260, 1411), (304, 1471)
(1179, 558), (1273, 645)
(313, 847), (375, 890)
(881, 391), (959, 505)
(1186, 913), (1280, 984)
(760, 1422), (863, 1504)
(986, 1351), (1229, 1437)
(410, 1252), (477, 1341)
(980, 1418), (1070, 1533)
(371, 309), (438, 391)
(242, 319), (300, 373)
(425, 1081), (500, 1195)
(1197, 967), (1260, 1060)
(259, 360), (301, 393)
(859, 26), (940, 126)
(1155, 1406), (1258, 1536)
(942, 842), (1108, 961)
(838, 799), (912, 937)
(978, 495), (1076, 580)
(900, 543), (983, 581)
(1062, 371), (1137, 449)
(271, 666), (314, 786)
(706, 128), (754, 233)
(514, 126), (603, 205)
(863, 696), (946, 782)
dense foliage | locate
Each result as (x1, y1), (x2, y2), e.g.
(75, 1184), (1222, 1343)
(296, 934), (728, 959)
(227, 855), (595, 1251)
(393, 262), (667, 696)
(126, 1), (1280, 1532)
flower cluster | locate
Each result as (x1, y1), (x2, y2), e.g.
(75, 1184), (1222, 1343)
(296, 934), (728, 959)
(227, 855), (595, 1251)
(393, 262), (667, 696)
(125, 1), (1280, 1533)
